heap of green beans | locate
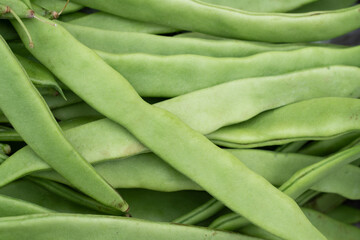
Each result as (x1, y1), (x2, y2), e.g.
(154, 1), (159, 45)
(0, 0), (359, 239)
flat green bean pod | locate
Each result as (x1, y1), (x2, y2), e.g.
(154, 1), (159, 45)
(33, 151), (360, 200)
(0, 0), (34, 19)
(60, 21), (312, 57)
(0, 194), (51, 216)
(0, 214), (261, 240)
(201, 0), (316, 12)
(240, 208), (360, 240)
(0, 36), (129, 212)
(13, 15), (326, 239)
(15, 54), (65, 97)
(292, 0), (358, 12)
(72, 0), (360, 42)
(68, 12), (178, 34)
(208, 98), (360, 148)
(327, 205), (360, 224)
(97, 48), (360, 97)
(305, 193), (346, 213)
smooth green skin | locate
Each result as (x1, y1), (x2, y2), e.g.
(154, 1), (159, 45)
(275, 141), (308, 153)
(53, 102), (102, 121)
(98, 48), (360, 97)
(15, 54), (64, 97)
(72, 0), (360, 42)
(34, 150), (360, 200)
(208, 98), (360, 148)
(172, 198), (224, 225)
(0, 37), (128, 212)
(31, 0), (83, 15)
(0, 214), (261, 240)
(299, 132), (360, 156)
(3, 66), (360, 196)
(327, 205), (360, 224)
(58, 11), (86, 22)
(175, 32), (225, 40)
(292, 0), (358, 13)
(201, 0), (315, 12)
(305, 193), (346, 213)
(60, 21), (311, 58)
(240, 208), (360, 240)
(51, 66), (360, 134)
(68, 12), (178, 34)
(13, 16), (325, 240)
(210, 213), (249, 230)
(0, 179), (103, 214)
(279, 143), (360, 199)
(28, 177), (124, 216)
(0, 20), (17, 40)
(0, 194), (51, 216)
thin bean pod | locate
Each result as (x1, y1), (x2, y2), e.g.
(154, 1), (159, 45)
(0, 36), (129, 212)
(208, 98), (360, 148)
(97, 48), (360, 97)
(60, 21), (312, 57)
(0, 194), (52, 216)
(68, 12), (178, 34)
(305, 193), (346, 213)
(13, 15), (326, 239)
(209, 213), (249, 230)
(201, 0), (316, 12)
(0, 213), (262, 240)
(71, 0), (360, 42)
(240, 208), (360, 240)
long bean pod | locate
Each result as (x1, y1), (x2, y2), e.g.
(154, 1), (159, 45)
(12, 15), (326, 239)
(72, 0), (360, 42)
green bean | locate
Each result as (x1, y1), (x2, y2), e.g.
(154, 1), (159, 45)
(0, 36), (129, 212)
(14, 15), (326, 239)
(0, 0), (34, 19)
(295, 190), (320, 206)
(240, 208), (360, 240)
(279, 143), (360, 199)
(58, 11), (86, 22)
(209, 213), (249, 230)
(27, 177), (124, 215)
(0, 194), (51, 216)
(0, 20), (17, 40)
(275, 141), (308, 153)
(68, 12), (178, 34)
(0, 213), (262, 240)
(31, 0), (83, 15)
(299, 132), (360, 156)
(0, 179), (103, 214)
(200, 0), (316, 12)
(208, 98), (360, 148)
(305, 193), (346, 213)
(292, 0), (358, 13)
(15, 54), (65, 97)
(60, 21), (312, 57)
(174, 32), (224, 40)
(327, 205), (360, 224)
(33, 151), (360, 200)
(52, 102), (102, 121)
(97, 49), (360, 97)
(172, 198), (225, 225)
(71, 0), (360, 42)
(0, 126), (21, 141)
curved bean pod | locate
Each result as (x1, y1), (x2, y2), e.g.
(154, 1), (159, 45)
(13, 15), (326, 239)
(208, 98), (360, 148)
(59, 21), (313, 57)
(201, 0), (316, 12)
(240, 208), (360, 240)
(0, 194), (51, 216)
(71, 0), (360, 42)
(0, 0), (34, 19)
(33, 151), (360, 200)
(0, 36), (129, 212)
(98, 48), (360, 97)
(209, 213), (249, 230)
(292, 0), (358, 12)
(68, 12), (178, 34)
(0, 213), (261, 240)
